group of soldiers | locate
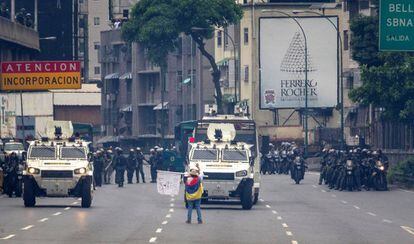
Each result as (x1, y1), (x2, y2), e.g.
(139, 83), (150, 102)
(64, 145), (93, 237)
(261, 142), (300, 175)
(90, 146), (166, 187)
(0, 152), (23, 197)
(318, 148), (389, 191)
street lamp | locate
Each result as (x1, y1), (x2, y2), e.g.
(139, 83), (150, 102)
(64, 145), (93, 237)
(191, 27), (239, 104)
(292, 10), (345, 150)
(261, 10), (309, 157)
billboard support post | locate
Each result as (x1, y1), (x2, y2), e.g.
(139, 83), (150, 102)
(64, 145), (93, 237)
(261, 10), (309, 157)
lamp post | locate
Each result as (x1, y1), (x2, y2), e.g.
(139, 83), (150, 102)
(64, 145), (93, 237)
(191, 27), (239, 105)
(293, 10), (345, 150)
(261, 10), (309, 157)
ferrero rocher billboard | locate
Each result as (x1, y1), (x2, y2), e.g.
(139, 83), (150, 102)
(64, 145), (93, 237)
(0, 61), (81, 91)
(259, 16), (338, 109)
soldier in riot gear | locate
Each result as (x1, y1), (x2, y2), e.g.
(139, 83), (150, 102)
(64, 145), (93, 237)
(93, 150), (104, 187)
(113, 148), (127, 187)
(135, 147), (146, 183)
(103, 149), (114, 184)
(127, 149), (137, 184)
(149, 148), (157, 183)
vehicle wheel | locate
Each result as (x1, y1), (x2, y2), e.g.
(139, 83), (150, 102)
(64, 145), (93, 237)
(253, 192), (259, 205)
(241, 180), (253, 210)
(81, 179), (92, 208)
(23, 178), (36, 207)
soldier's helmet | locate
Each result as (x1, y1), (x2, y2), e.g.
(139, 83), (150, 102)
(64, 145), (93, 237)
(136, 147), (141, 151)
(130, 148), (135, 153)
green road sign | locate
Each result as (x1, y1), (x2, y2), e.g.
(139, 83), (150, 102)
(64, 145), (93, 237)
(379, 0), (414, 51)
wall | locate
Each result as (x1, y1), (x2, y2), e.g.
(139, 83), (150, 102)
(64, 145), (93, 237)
(54, 105), (101, 125)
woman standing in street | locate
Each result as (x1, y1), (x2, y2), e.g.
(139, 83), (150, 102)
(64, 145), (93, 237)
(185, 164), (203, 224)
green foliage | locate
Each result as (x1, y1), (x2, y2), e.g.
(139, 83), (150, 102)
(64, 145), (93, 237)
(349, 15), (381, 67)
(122, 0), (243, 113)
(388, 157), (414, 188)
(349, 15), (414, 121)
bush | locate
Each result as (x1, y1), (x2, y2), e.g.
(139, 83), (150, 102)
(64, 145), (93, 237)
(388, 157), (414, 188)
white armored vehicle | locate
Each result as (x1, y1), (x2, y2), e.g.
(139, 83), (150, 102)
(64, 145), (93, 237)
(187, 108), (260, 210)
(23, 121), (93, 208)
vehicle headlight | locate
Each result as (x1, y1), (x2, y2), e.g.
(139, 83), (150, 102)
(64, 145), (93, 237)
(74, 167), (87, 174)
(235, 170), (248, 177)
(27, 167), (40, 174)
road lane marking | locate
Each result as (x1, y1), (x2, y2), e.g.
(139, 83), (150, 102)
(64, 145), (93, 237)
(169, 208), (174, 212)
(21, 225), (34, 230)
(353, 205), (360, 210)
(149, 237), (157, 243)
(292, 241), (298, 244)
(170, 198), (174, 202)
(156, 228), (162, 233)
(382, 219), (393, 223)
(331, 194), (336, 198)
(53, 212), (62, 216)
(166, 214), (171, 218)
(170, 203), (174, 207)
(77, 198), (82, 200)
(282, 223), (288, 228)
(72, 201), (78, 205)
(286, 231), (293, 236)
(1, 234), (15, 240)
(272, 210), (277, 214)
(367, 212), (377, 217)
(401, 226), (414, 236)
(312, 185), (317, 188)
(162, 221), (168, 225)
(399, 189), (414, 193)
(321, 189), (327, 193)
(266, 205), (271, 208)
(64, 207), (71, 211)
(259, 199), (264, 202)
(38, 218), (48, 222)
(277, 216), (283, 220)
(341, 200), (348, 204)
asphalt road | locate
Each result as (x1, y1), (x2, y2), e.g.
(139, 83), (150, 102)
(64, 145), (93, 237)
(1, 169), (414, 244)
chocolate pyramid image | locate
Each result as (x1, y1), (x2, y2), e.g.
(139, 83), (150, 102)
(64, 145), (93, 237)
(280, 32), (317, 74)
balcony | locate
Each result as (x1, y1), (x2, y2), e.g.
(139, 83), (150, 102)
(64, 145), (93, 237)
(0, 17), (39, 50)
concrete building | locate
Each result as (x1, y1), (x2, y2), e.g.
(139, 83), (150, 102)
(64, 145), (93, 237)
(0, 84), (101, 140)
(99, 29), (215, 148)
(221, 0), (366, 148)
(86, 0), (110, 83)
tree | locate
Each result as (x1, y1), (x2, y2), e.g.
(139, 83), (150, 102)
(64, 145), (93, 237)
(122, 0), (243, 114)
(349, 15), (414, 121)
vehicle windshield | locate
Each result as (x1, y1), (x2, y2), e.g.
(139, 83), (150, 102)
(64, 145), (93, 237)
(60, 147), (87, 159)
(29, 146), (56, 159)
(191, 149), (218, 161)
(4, 143), (24, 151)
(222, 149), (248, 162)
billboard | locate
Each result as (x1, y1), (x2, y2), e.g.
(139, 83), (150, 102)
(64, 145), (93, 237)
(0, 61), (81, 91)
(259, 17), (338, 109)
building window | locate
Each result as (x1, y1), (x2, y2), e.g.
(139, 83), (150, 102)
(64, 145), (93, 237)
(176, 71), (183, 91)
(359, 0), (369, 10)
(94, 42), (100, 50)
(94, 66), (100, 74)
(346, 75), (354, 89)
(123, 9), (129, 18)
(343, 30), (349, 51)
(244, 28), (249, 45)
(94, 17), (100, 26)
(244, 65), (249, 83)
(217, 31), (222, 47)
(188, 69), (196, 88)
